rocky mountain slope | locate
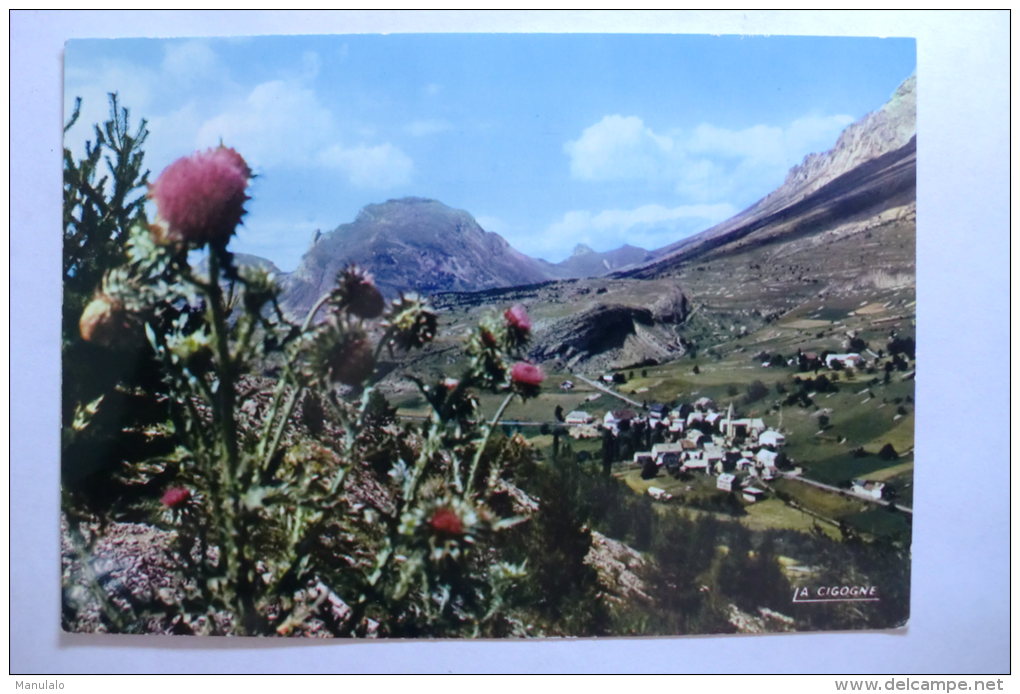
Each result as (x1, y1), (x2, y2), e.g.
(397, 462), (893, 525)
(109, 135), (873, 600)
(280, 198), (552, 314)
(278, 198), (650, 317)
(542, 243), (653, 280)
(643, 74), (916, 271)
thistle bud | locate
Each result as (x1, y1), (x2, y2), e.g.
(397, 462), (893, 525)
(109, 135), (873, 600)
(79, 294), (136, 348)
(386, 293), (438, 350)
(327, 334), (375, 387)
(331, 265), (385, 319)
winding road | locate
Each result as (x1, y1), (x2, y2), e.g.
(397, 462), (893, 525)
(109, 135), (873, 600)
(570, 373), (645, 408)
(779, 472), (913, 514)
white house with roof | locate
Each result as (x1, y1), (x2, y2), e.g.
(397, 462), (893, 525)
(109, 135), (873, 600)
(826, 353), (863, 369)
(682, 455), (709, 474)
(603, 409), (638, 434)
(651, 442), (684, 467)
(851, 479), (886, 501)
(724, 417), (768, 439)
(758, 429), (786, 448)
(633, 452), (654, 467)
(694, 396), (715, 411)
(717, 473), (737, 492)
(685, 429), (707, 446)
(755, 449), (779, 468)
(565, 410), (593, 425)
(703, 443), (725, 465)
(742, 486), (765, 503)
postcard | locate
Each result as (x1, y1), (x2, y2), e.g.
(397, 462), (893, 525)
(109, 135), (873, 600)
(61, 33), (916, 637)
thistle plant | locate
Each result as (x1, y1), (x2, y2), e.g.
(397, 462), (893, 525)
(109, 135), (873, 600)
(64, 135), (547, 636)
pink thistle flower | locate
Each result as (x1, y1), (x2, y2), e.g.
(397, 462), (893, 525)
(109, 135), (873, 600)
(160, 487), (191, 508)
(428, 507), (464, 536)
(510, 362), (544, 386)
(504, 305), (531, 332)
(504, 304), (532, 348)
(149, 146), (251, 247)
(510, 362), (545, 398)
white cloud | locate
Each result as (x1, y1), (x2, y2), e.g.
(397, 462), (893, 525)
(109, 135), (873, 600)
(319, 143), (413, 189)
(65, 42), (414, 192)
(565, 112), (854, 202)
(161, 40), (225, 86)
(196, 80), (333, 168)
(63, 40), (236, 172)
(565, 115), (675, 182)
(196, 79), (414, 189)
(536, 202), (737, 260)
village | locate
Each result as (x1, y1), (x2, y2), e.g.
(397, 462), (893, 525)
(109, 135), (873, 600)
(557, 348), (891, 511)
(565, 396), (789, 506)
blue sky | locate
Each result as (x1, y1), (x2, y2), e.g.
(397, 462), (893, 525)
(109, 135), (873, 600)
(64, 34), (915, 270)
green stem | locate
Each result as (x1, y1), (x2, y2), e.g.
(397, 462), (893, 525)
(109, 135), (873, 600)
(466, 391), (515, 495)
(202, 250), (256, 632)
(256, 291), (333, 467)
(232, 314), (256, 365)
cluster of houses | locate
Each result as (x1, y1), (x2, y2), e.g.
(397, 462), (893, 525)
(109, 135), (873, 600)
(568, 397), (790, 504)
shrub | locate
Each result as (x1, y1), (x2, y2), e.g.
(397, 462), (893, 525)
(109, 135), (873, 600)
(878, 443), (899, 461)
(640, 458), (659, 480)
(743, 380), (769, 404)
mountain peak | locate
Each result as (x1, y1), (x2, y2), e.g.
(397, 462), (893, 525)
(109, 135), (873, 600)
(281, 197), (553, 313)
(354, 197), (450, 223)
(777, 74), (916, 201)
(572, 243), (596, 256)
